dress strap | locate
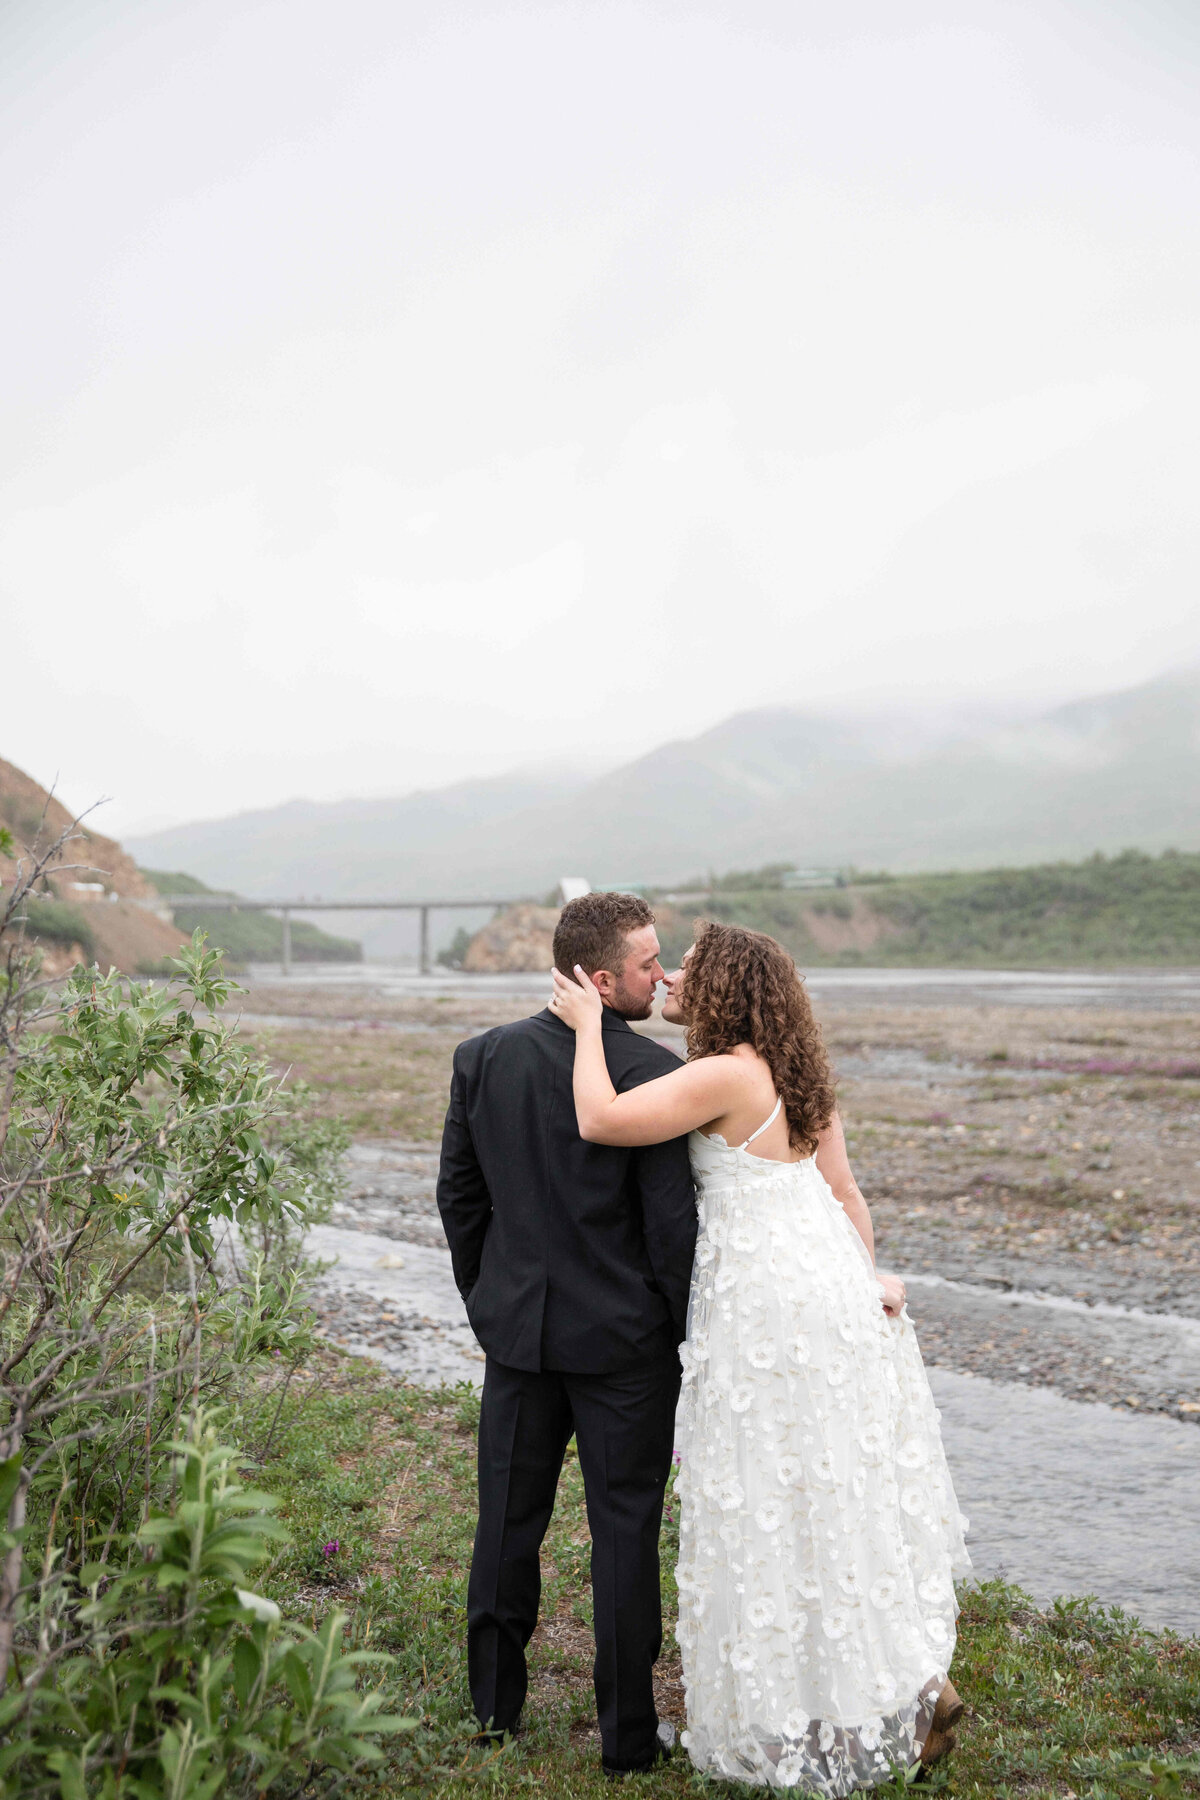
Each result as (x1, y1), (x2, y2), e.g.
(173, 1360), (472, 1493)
(737, 1094), (782, 1152)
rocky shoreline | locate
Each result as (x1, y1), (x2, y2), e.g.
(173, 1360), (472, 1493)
(224, 974), (1200, 1420)
(301, 1140), (1200, 1635)
(308, 1138), (1200, 1424)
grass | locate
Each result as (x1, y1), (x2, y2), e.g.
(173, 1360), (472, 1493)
(19, 897), (97, 958)
(236, 1002), (1200, 1271)
(241, 1024), (462, 1138)
(172, 907), (363, 965)
(139, 867), (362, 965)
(253, 1349), (1200, 1798)
(863, 850), (1200, 968)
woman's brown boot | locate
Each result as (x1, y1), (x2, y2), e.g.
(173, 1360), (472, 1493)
(918, 1678), (965, 1772)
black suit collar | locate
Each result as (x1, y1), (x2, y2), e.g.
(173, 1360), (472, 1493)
(537, 1006), (635, 1035)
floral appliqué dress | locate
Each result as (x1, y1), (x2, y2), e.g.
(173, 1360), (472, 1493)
(674, 1107), (970, 1794)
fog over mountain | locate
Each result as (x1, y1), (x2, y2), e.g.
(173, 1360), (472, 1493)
(128, 670), (1200, 955)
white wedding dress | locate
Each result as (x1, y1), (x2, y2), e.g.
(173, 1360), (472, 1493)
(674, 1101), (970, 1794)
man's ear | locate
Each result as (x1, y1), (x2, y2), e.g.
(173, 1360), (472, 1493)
(590, 967), (615, 1001)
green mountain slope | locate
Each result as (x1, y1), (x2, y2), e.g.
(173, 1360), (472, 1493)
(141, 870), (361, 966)
(682, 848), (1200, 969)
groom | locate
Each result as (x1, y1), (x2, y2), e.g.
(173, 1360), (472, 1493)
(436, 892), (697, 1776)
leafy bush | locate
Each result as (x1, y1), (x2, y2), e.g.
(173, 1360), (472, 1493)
(436, 927), (473, 970)
(863, 848), (1200, 966)
(7, 1414), (414, 1799)
(15, 898), (95, 960)
(0, 825), (406, 1795)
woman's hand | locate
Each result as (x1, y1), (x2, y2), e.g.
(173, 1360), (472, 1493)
(877, 1270), (907, 1317)
(549, 964), (604, 1033)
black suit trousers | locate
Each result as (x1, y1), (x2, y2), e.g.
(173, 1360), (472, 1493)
(467, 1351), (681, 1770)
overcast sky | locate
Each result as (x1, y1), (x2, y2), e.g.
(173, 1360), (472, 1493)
(3, 0), (1198, 837)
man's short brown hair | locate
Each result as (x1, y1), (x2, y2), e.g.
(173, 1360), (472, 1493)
(553, 892), (655, 978)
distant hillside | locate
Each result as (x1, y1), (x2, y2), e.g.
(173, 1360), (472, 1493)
(129, 769), (588, 898)
(128, 670), (1200, 933)
(129, 768), (586, 958)
(0, 756), (184, 975)
(140, 869), (362, 967)
(675, 848), (1200, 970)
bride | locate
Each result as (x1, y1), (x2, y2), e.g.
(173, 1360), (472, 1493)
(549, 922), (970, 1794)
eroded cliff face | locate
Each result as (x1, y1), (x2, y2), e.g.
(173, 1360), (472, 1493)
(459, 899), (691, 975)
(461, 904), (559, 972)
(0, 757), (186, 974)
(0, 758), (156, 898)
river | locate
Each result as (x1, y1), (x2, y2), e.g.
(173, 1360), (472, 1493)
(246, 963), (1200, 1011)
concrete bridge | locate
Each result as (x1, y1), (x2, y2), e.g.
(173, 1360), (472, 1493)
(154, 894), (523, 975)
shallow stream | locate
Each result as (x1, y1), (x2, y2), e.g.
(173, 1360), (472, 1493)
(306, 1142), (1200, 1636)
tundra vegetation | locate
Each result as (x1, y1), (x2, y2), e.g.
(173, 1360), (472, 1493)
(3, 827), (1199, 1796)
(139, 870), (363, 969)
(0, 824), (411, 1796)
(232, 1347), (1200, 1799)
(654, 848), (1200, 969)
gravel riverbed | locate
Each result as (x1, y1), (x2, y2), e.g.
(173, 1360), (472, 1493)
(313, 1120), (1200, 1424)
(230, 971), (1200, 1632)
(304, 1143), (1200, 1635)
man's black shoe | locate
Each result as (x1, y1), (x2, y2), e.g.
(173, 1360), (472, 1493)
(602, 1720), (676, 1778)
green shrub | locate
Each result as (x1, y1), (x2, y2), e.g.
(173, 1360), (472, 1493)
(139, 867), (220, 898)
(862, 848), (1200, 966)
(17, 898), (95, 960)
(5, 1414), (415, 1799)
(809, 893), (853, 920)
(0, 835), (401, 1794)
(437, 926), (473, 969)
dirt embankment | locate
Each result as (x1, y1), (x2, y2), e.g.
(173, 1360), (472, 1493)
(461, 900), (691, 972)
(0, 755), (186, 975)
(462, 904), (560, 972)
(798, 894), (905, 955)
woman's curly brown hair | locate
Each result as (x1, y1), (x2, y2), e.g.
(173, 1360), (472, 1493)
(679, 921), (837, 1154)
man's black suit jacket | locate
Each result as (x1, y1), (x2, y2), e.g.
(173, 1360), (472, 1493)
(436, 1007), (697, 1374)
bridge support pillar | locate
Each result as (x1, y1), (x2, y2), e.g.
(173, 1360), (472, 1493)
(418, 905), (431, 976)
(281, 909), (292, 978)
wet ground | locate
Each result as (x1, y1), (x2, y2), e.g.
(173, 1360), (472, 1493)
(244, 963), (1200, 1011)
(239, 964), (1200, 1634)
(306, 1137), (1200, 1635)
(316, 1141), (1200, 1424)
(930, 1369), (1200, 1634)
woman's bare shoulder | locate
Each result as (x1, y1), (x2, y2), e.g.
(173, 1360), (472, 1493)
(685, 1047), (773, 1105)
(688, 1046), (761, 1077)
(726, 1043), (778, 1080)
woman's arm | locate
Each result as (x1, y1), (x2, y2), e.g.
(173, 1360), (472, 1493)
(814, 1110), (876, 1264)
(549, 965), (749, 1146)
(813, 1112), (906, 1315)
